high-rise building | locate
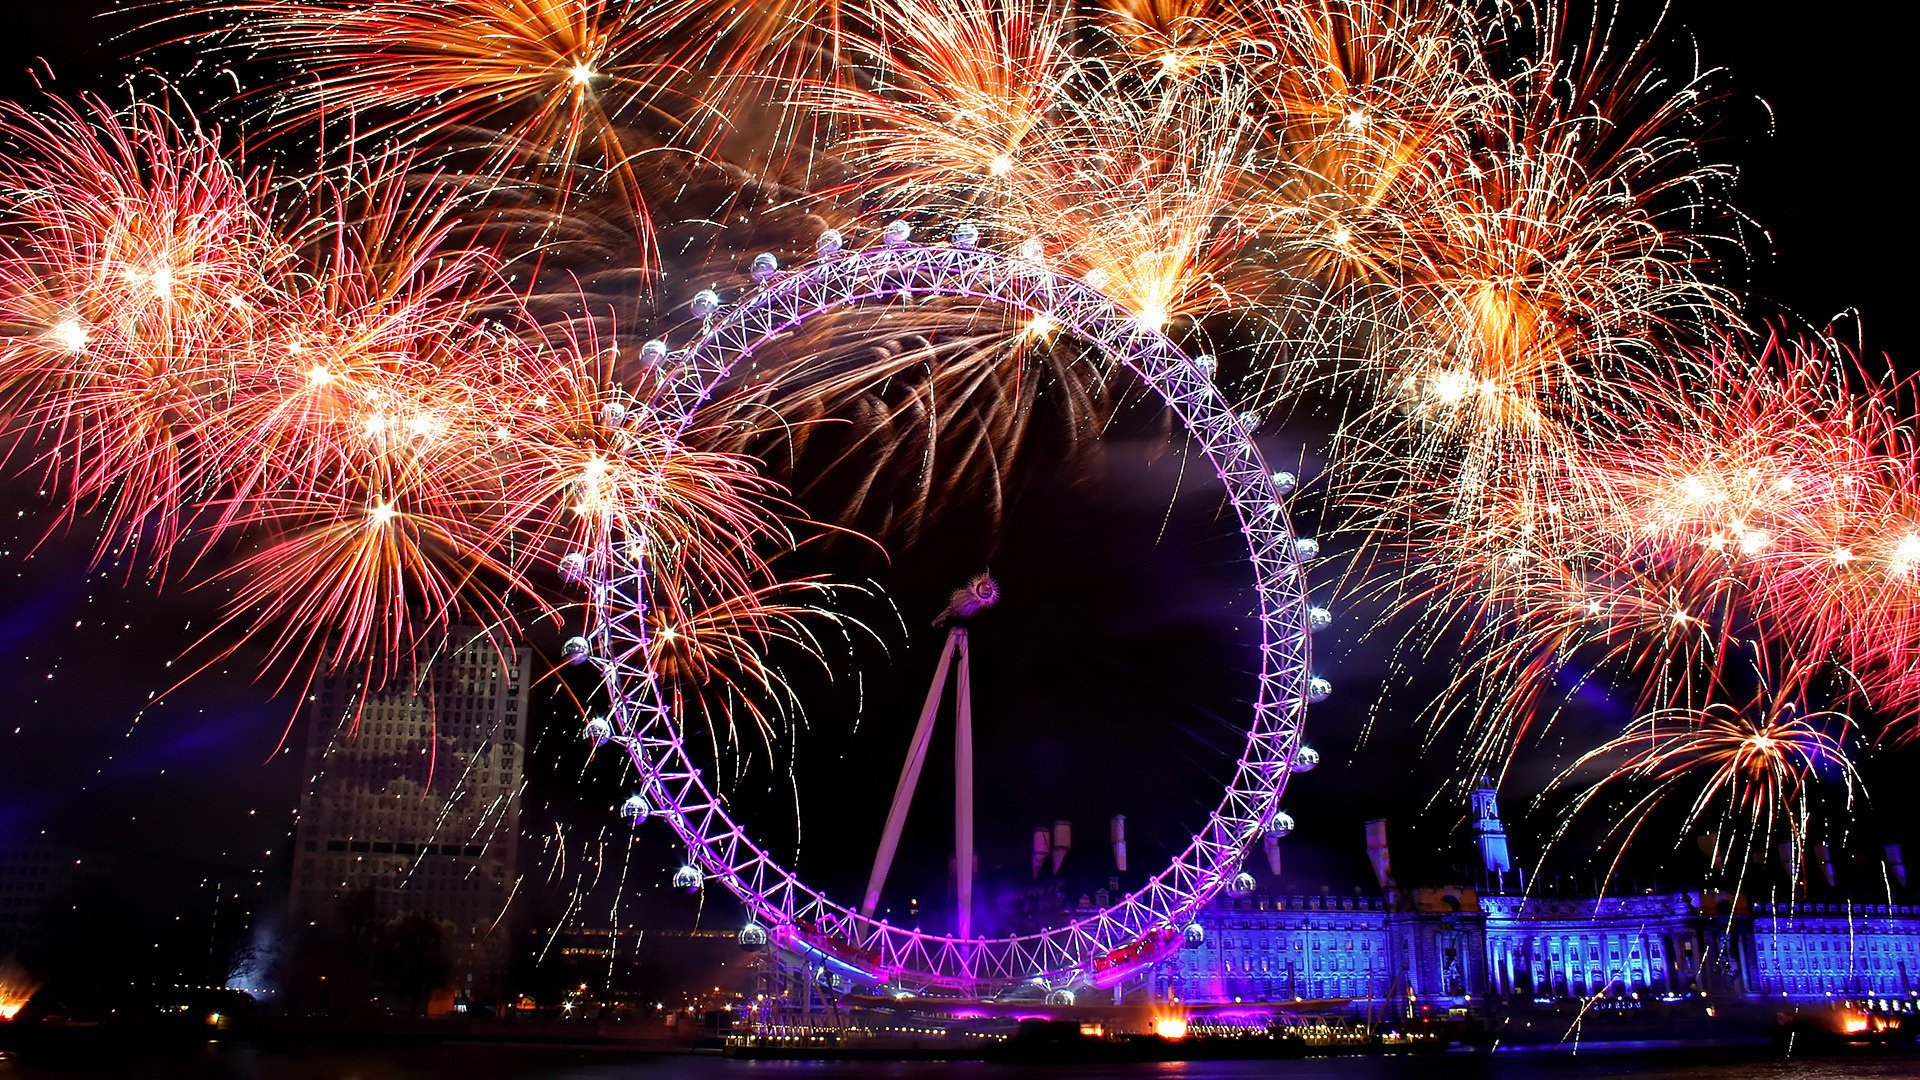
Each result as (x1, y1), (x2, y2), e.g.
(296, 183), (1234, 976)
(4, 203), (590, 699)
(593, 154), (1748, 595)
(289, 628), (529, 1005)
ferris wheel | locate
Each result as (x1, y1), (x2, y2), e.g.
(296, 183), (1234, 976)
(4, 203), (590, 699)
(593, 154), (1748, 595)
(576, 223), (1328, 996)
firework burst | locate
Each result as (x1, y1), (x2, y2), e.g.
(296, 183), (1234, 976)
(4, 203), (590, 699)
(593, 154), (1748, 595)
(1542, 684), (1861, 890)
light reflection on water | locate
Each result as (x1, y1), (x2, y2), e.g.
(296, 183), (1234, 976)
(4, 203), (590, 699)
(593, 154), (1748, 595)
(4, 1047), (1919, 1080)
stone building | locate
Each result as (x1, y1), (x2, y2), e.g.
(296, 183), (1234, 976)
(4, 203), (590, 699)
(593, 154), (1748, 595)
(1157, 778), (1920, 1006)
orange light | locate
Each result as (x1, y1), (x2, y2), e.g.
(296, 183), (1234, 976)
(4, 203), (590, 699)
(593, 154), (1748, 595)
(1153, 1015), (1189, 1040)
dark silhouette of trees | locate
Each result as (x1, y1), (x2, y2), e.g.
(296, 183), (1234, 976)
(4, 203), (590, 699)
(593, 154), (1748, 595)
(371, 910), (452, 1016)
(277, 888), (454, 1017)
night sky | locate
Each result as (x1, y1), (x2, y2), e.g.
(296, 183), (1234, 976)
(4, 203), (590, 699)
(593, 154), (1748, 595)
(1, 0), (1916, 931)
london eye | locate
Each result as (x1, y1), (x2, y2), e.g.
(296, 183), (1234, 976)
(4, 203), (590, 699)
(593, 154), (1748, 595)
(574, 225), (1327, 995)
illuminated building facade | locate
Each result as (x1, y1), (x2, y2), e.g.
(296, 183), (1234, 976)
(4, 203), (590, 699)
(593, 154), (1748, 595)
(1157, 893), (1393, 1003)
(1158, 887), (1490, 1005)
(289, 628), (529, 1004)
(1744, 901), (1920, 998)
(1155, 779), (1920, 1006)
(1480, 892), (1718, 998)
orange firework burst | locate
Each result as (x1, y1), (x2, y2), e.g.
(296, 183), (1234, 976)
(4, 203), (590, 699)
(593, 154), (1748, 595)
(1094, 0), (1283, 72)
(184, 0), (870, 251)
(1313, 39), (1736, 504)
(1011, 70), (1276, 329)
(1255, 0), (1488, 252)
(184, 0), (680, 265)
(807, 0), (1073, 206)
(1543, 684), (1860, 889)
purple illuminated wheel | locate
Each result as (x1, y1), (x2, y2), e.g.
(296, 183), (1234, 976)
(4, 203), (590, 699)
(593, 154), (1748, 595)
(584, 228), (1320, 994)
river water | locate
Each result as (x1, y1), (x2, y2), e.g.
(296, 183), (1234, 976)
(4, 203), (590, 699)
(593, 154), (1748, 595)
(4, 1046), (1915, 1080)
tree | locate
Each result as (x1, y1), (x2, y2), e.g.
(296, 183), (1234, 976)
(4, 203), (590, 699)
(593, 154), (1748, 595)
(371, 910), (453, 1017)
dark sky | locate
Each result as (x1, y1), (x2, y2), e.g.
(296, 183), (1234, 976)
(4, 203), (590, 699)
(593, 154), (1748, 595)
(0, 0), (1915, 918)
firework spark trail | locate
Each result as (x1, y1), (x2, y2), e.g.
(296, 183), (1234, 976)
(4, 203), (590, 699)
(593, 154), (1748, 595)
(804, 0), (1074, 209)
(807, 4), (1290, 330)
(184, 0), (877, 265)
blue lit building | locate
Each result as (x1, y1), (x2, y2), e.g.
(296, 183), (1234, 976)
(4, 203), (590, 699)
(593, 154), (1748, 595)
(1471, 775), (1512, 877)
(1158, 884), (1490, 1006)
(1156, 892), (1395, 1004)
(1744, 900), (1920, 998)
(1480, 892), (1718, 999)
(1156, 778), (1920, 1006)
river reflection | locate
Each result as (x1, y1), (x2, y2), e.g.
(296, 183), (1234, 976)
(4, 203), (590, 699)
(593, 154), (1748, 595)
(4, 1045), (1918, 1080)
